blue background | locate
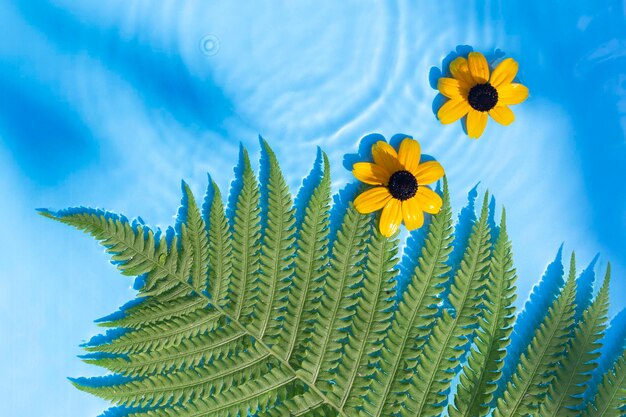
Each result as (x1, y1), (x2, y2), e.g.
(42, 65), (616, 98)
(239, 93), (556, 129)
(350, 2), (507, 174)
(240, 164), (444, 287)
(1, 1), (625, 415)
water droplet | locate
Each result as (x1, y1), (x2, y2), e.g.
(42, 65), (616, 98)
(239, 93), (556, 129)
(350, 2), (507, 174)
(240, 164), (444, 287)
(200, 34), (220, 57)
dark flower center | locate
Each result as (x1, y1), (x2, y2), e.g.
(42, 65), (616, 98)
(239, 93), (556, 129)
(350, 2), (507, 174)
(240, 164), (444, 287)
(468, 82), (499, 112)
(387, 170), (418, 201)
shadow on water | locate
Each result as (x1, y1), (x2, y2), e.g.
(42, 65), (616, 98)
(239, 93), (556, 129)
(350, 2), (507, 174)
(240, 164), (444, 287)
(293, 147), (325, 230)
(4, 1), (238, 184)
(99, 407), (146, 417)
(14, 1), (235, 132)
(0, 70), (98, 185)
(343, 132), (438, 172)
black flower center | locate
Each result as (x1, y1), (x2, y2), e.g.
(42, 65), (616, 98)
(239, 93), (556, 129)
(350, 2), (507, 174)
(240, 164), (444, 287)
(468, 82), (499, 112)
(387, 170), (418, 201)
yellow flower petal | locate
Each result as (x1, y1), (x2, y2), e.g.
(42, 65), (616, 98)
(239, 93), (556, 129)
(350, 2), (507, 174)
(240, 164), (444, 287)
(449, 57), (475, 87)
(379, 198), (402, 237)
(401, 197), (425, 231)
(497, 83), (529, 105)
(490, 58), (518, 88)
(372, 141), (403, 173)
(438, 99), (471, 125)
(352, 162), (391, 185)
(437, 77), (469, 99)
(414, 161), (444, 185)
(467, 109), (489, 139)
(397, 138), (421, 174)
(354, 187), (392, 214)
(415, 187), (443, 214)
(489, 105), (515, 126)
(468, 52), (490, 84)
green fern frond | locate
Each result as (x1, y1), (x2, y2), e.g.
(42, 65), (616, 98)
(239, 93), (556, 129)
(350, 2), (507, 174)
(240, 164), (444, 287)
(85, 324), (249, 377)
(96, 295), (208, 329)
(229, 148), (262, 321)
(207, 180), (233, 307)
(449, 208), (518, 417)
(44, 140), (626, 417)
(39, 210), (177, 296)
(308, 201), (371, 386)
(278, 153), (331, 366)
(180, 181), (210, 290)
(84, 307), (223, 354)
(255, 139), (296, 342)
(356, 178), (454, 416)
(584, 349), (626, 417)
(540, 264), (611, 417)
(494, 253), (578, 417)
(126, 366), (298, 417)
(407, 191), (492, 417)
(341, 221), (399, 414)
(77, 345), (272, 408)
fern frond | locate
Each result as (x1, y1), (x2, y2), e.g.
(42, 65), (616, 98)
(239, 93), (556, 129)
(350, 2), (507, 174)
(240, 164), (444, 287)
(449, 208), (517, 417)
(494, 253), (578, 417)
(589, 307), (626, 402)
(340, 223), (399, 413)
(540, 265), (610, 417)
(305, 202), (371, 385)
(179, 181), (210, 290)
(85, 324), (249, 377)
(125, 367), (298, 417)
(45, 139), (625, 417)
(254, 139), (296, 341)
(84, 307), (223, 354)
(260, 391), (329, 417)
(206, 180), (233, 307)
(39, 209), (184, 297)
(357, 179), (454, 416)
(583, 349), (626, 417)
(228, 147), (262, 321)
(43, 149), (350, 417)
(76, 346), (272, 408)
(501, 246), (565, 392)
(407, 191), (492, 417)
(97, 295), (208, 329)
(275, 153), (331, 366)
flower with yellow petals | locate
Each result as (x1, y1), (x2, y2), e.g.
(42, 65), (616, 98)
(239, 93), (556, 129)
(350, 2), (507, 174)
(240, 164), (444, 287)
(352, 138), (445, 237)
(437, 52), (529, 139)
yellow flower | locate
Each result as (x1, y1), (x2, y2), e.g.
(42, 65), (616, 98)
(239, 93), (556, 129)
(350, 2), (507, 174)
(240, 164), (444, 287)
(437, 52), (529, 139)
(352, 138), (445, 237)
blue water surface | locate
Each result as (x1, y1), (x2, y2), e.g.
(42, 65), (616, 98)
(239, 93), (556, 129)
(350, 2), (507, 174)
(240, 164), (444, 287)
(0, 1), (625, 416)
